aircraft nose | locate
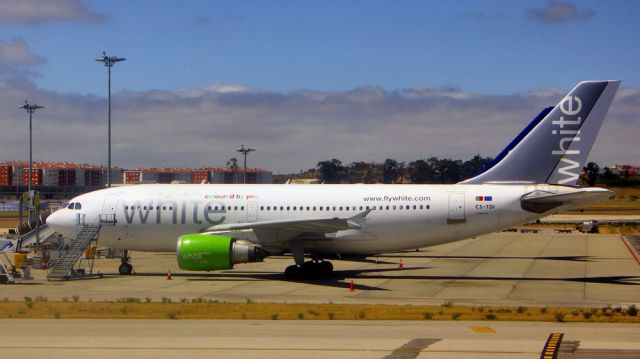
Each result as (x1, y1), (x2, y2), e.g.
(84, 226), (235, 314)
(46, 210), (72, 236)
(46, 210), (61, 228)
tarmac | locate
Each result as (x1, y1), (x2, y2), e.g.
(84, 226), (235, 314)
(2, 229), (640, 307)
(1, 319), (639, 359)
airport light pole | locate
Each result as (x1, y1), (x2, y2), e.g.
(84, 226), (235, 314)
(19, 101), (44, 249)
(236, 145), (256, 184)
(96, 51), (126, 188)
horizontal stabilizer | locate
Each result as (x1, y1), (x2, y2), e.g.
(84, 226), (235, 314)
(521, 188), (614, 213)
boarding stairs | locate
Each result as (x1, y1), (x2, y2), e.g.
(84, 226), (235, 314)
(46, 223), (101, 280)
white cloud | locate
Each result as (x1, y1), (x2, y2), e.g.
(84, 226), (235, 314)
(0, 80), (637, 173)
(0, 37), (45, 67)
(0, 0), (103, 25)
(0, 37), (46, 76)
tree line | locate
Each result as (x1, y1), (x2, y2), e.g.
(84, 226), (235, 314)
(312, 155), (493, 184)
(274, 157), (638, 186)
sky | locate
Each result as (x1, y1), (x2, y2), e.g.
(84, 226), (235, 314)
(0, 0), (638, 173)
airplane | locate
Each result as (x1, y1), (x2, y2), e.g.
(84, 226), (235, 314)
(47, 80), (620, 279)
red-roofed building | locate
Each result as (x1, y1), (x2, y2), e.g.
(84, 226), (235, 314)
(0, 161), (273, 191)
(122, 167), (272, 184)
(0, 161), (122, 188)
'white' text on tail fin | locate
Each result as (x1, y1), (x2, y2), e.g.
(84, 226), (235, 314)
(552, 95), (583, 184)
(556, 157), (580, 184)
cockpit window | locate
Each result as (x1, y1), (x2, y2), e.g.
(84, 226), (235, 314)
(66, 202), (81, 210)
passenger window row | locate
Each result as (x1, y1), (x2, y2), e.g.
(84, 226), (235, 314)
(207, 205), (244, 211)
(125, 205), (174, 211)
(259, 204), (430, 211)
(123, 205), (247, 211)
(122, 204), (431, 212)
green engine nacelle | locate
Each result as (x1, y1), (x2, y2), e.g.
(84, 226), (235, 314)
(177, 234), (265, 271)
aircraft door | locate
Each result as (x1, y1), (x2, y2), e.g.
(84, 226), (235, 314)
(100, 194), (119, 224)
(447, 193), (466, 223)
(246, 201), (258, 222)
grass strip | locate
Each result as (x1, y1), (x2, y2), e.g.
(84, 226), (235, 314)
(1, 300), (638, 322)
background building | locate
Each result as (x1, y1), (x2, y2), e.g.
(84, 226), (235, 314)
(122, 167), (272, 184)
(207, 167), (272, 184)
(610, 164), (640, 177)
(0, 161), (122, 198)
(0, 161), (122, 187)
(121, 168), (194, 184)
(0, 160), (273, 198)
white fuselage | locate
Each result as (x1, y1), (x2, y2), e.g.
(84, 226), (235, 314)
(47, 183), (576, 254)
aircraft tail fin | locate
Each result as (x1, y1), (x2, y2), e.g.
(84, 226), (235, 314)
(462, 80), (620, 186)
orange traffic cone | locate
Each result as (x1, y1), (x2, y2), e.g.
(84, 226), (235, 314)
(167, 270), (172, 280)
(399, 259), (404, 269)
(349, 280), (355, 292)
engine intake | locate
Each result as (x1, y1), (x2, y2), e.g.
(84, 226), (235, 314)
(177, 234), (266, 271)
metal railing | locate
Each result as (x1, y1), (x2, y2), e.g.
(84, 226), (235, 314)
(46, 216), (103, 280)
(99, 213), (117, 225)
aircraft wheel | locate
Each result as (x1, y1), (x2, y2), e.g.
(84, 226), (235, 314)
(118, 263), (133, 275)
(285, 261), (333, 279)
(319, 261), (333, 275)
(302, 261), (322, 279)
(284, 265), (300, 279)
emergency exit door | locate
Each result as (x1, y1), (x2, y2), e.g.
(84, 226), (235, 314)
(246, 201), (258, 222)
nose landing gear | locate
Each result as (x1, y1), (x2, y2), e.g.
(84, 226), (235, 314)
(118, 250), (133, 275)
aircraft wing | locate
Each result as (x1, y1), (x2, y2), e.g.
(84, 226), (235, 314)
(202, 209), (371, 234)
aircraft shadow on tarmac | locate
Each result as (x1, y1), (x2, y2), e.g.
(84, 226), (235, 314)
(334, 273), (640, 286)
(132, 267), (431, 290)
(375, 254), (596, 262)
(272, 253), (597, 264)
(129, 264), (640, 289)
(122, 247), (636, 289)
(219, 270), (639, 286)
(184, 267), (435, 291)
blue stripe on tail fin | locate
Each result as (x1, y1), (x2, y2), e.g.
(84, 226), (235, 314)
(476, 106), (554, 177)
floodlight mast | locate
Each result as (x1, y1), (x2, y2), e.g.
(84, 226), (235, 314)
(96, 51), (126, 188)
(18, 101), (44, 249)
(236, 145), (256, 184)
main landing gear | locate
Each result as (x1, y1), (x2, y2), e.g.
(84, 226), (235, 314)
(284, 259), (333, 279)
(285, 243), (333, 279)
(118, 250), (134, 275)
